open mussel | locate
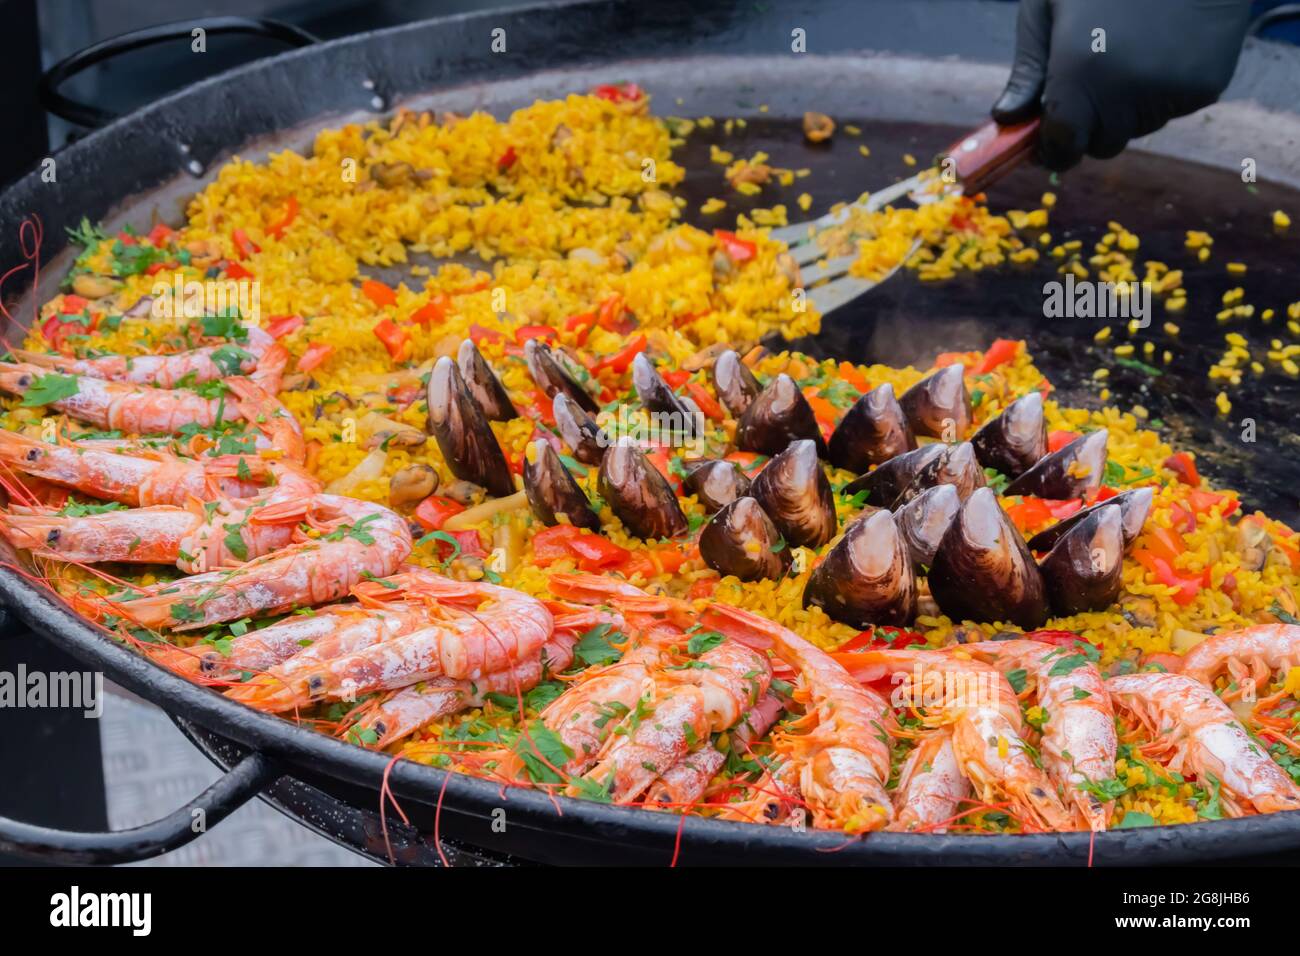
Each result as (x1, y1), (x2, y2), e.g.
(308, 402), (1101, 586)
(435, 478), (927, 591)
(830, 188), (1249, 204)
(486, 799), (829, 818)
(633, 353), (699, 440)
(827, 382), (916, 473)
(523, 439), (600, 531)
(970, 391), (1046, 479)
(749, 439), (837, 548)
(553, 392), (610, 466)
(1005, 429), (1108, 500)
(597, 438), (688, 540)
(457, 339), (518, 421)
(894, 483), (960, 569)
(899, 364), (971, 440)
(802, 509), (917, 628)
(928, 487), (1049, 628)
(1027, 486), (1153, 554)
(700, 496), (791, 581)
(842, 443), (945, 510)
(525, 339), (600, 414)
(895, 441), (986, 505)
(736, 373), (829, 458)
(1038, 504), (1124, 615)
(427, 356), (515, 498)
(684, 459), (751, 512)
(712, 349), (762, 417)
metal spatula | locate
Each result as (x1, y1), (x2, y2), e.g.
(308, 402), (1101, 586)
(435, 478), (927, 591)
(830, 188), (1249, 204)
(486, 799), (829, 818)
(770, 118), (1041, 315)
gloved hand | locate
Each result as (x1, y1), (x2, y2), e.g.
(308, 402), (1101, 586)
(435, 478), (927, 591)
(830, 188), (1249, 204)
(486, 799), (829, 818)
(992, 0), (1253, 170)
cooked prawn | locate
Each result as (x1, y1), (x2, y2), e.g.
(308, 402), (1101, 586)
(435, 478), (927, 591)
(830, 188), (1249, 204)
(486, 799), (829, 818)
(964, 639), (1117, 831)
(891, 729), (970, 833)
(226, 574), (552, 712)
(11, 329), (284, 389)
(701, 603), (896, 834)
(0, 429), (316, 506)
(1107, 672), (1300, 816)
(0, 365), (305, 462)
(98, 495), (411, 631)
(1181, 624), (1300, 708)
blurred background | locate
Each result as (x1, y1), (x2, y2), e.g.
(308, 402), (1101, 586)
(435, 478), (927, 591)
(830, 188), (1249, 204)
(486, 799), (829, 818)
(1, 0), (1299, 866)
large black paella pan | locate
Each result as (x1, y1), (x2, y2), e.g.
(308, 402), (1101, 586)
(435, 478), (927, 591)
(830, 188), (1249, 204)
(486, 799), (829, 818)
(3, 0), (1300, 865)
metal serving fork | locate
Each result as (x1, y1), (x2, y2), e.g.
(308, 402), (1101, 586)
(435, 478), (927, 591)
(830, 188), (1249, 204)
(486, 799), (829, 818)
(771, 118), (1041, 315)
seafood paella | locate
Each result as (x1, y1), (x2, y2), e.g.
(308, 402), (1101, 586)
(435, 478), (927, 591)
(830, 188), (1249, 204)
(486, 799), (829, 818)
(2, 86), (1299, 837)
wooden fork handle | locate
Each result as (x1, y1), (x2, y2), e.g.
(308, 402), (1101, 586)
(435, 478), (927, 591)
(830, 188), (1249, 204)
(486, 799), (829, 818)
(943, 117), (1041, 195)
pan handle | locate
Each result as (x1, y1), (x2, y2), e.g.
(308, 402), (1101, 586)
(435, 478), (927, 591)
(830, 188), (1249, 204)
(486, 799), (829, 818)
(39, 17), (320, 129)
(943, 117), (1041, 195)
(0, 751), (279, 865)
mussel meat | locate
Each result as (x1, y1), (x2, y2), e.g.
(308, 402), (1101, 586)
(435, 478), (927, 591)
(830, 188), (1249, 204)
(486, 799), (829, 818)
(841, 442), (946, 510)
(524, 339), (600, 414)
(827, 382), (916, 473)
(1026, 486), (1153, 554)
(700, 496), (791, 581)
(523, 439), (601, 531)
(749, 439), (837, 548)
(426, 356), (515, 498)
(1038, 504), (1124, 615)
(553, 392), (610, 466)
(899, 364), (971, 440)
(457, 339), (518, 421)
(712, 349), (762, 417)
(633, 353), (699, 440)
(1004, 429), (1109, 500)
(597, 438), (688, 540)
(928, 487), (1049, 628)
(684, 459), (751, 512)
(735, 373), (829, 458)
(894, 483), (960, 569)
(970, 391), (1047, 479)
(895, 441), (986, 505)
(802, 509), (917, 628)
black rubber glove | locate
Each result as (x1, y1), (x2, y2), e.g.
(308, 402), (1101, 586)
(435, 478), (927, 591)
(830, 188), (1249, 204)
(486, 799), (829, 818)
(992, 0), (1253, 171)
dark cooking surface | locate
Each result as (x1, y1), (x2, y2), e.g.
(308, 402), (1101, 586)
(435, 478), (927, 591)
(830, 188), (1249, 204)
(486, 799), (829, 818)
(675, 117), (1300, 524)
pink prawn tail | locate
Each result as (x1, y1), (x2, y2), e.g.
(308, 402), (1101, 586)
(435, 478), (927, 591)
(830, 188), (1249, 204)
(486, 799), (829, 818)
(545, 572), (645, 603)
(249, 342), (289, 393)
(697, 603), (775, 652)
(226, 376), (305, 464)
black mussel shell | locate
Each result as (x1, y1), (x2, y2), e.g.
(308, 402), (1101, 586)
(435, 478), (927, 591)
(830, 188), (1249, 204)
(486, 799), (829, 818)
(1038, 505), (1124, 615)
(712, 349), (762, 417)
(524, 339), (600, 414)
(928, 487), (1049, 628)
(894, 483), (960, 569)
(523, 439), (601, 531)
(827, 382), (916, 473)
(1027, 486), (1153, 554)
(1004, 429), (1108, 500)
(597, 439), (688, 540)
(684, 459), (751, 513)
(632, 353), (699, 440)
(802, 509), (917, 628)
(553, 392), (610, 466)
(895, 441), (986, 505)
(427, 356), (515, 498)
(970, 391), (1047, 479)
(749, 439), (837, 549)
(457, 339), (518, 421)
(700, 496), (791, 581)
(899, 364), (971, 440)
(736, 373), (829, 458)
(842, 443), (946, 510)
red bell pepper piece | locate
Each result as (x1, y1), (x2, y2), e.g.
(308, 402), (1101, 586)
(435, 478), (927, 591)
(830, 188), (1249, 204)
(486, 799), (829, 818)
(595, 334), (647, 375)
(1006, 497), (1054, 533)
(295, 342), (334, 373)
(59, 294), (88, 314)
(714, 229), (757, 263)
(415, 495), (465, 531)
(1132, 549), (1201, 605)
(409, 294), (450, 326)
(232, 228), (259, 259)
(685, 382), (725, 421)
(838, 361), (871, 394)
(265, 314), (305, 339)
(373, 318), (410, 361)
(662, 369), (691, 390)
(973, 338), (1021, 375)
(146, 223), (175, 246)
(591, 82), (644, 103)
(1186, 488), (1238, 517)
(1163, 451), (1200, 487)
(514, 325), (558, 344)
(267, 196), (299, 239)
(469, 324), (503, 345)
(497, 146), (518, 171)
(361, 279), (398, 308)
(225, 261), (254, 281)
(1047, 430), (1080, 453)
